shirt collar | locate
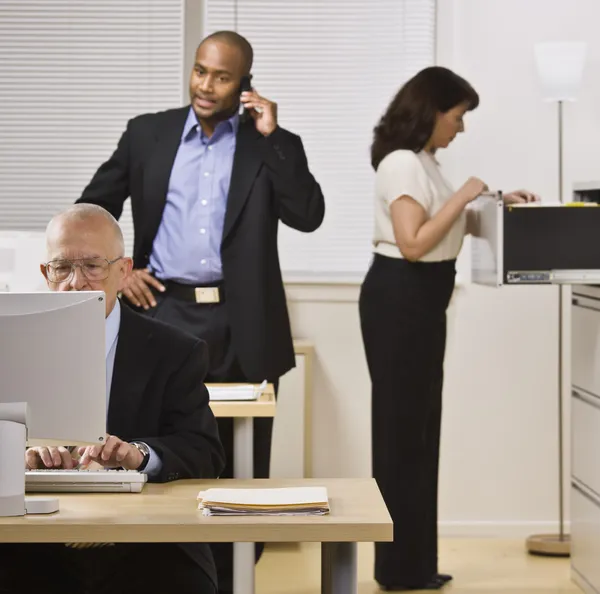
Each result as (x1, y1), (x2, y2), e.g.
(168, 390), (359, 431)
(419, 149), (441, 166)
(105, 298), (121, 359)
(183, 107), (240, 142)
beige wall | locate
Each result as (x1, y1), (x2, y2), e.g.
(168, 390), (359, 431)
(283, 0), (600, 536)
(183, 0), (205, 102)
(285, 281), (562, 536)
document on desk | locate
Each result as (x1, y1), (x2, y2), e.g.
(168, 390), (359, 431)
(197, 486), (330, 516)
(207, 380), (267, 401)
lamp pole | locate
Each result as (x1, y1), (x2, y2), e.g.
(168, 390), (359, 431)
(557, 99), (565, 545)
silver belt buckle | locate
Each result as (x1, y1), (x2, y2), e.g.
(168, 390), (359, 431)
(194, 287), (220, 304)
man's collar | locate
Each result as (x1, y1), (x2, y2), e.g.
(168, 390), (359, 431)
(105, 298), (121, 359)
(183, 107), (240, 141)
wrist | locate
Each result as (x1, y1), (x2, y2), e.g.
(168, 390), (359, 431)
(263, 124), (282, 139)
(454, 190), (471, 207)
(129, 441), (150, 471)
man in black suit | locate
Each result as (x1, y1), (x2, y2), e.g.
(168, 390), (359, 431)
(0, 204), (225, 594)
(77, 30), (325, 592)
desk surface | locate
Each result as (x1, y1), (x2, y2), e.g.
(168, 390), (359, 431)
(208, 384), (276, 418)
(0, 479), (392, 544)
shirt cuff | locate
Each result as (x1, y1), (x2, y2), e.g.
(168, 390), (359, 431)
(140, 444), (162, 477)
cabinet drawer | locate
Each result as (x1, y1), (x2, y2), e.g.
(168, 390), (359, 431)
(572, 297), (600, 398)
(572, 391), (600, 496)
(572, 483), (600, 592)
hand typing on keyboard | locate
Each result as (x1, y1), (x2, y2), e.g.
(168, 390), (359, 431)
(77, 435), (144, 470)
(26, 445), (79, 470)
(26, 435), (144, 471)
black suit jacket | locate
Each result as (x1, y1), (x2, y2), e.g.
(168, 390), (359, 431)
(78, 107), (325, 381)
(109, 303), (225, 585)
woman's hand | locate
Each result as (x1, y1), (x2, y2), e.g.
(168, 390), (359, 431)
(457, 177), (488, 204)
(503, 189), (540, 205)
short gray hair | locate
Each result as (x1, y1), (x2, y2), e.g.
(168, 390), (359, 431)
(46, 204), (125, 256)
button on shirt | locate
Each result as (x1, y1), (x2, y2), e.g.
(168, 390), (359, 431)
(105, 300), (161, 476)
(149, 108), (238, 284)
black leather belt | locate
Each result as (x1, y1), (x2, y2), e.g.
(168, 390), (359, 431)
(159, 279), (226, 304)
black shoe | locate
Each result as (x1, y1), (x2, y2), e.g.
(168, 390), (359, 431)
(436, 573), (453, 584)
(380, 578), (444, 591)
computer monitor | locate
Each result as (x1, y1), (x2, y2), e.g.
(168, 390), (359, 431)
(0, 291), (106, 516)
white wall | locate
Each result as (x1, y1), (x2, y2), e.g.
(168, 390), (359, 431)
(285, 0), (600, 535)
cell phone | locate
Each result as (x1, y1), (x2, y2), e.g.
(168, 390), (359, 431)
(239, 75), (253, 119)
(239, 74), (263, 120)
(240, 75), (252, 95)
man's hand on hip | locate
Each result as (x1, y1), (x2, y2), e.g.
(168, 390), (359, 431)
(122, 268), (165, 310)
(78, 435), (144, 470)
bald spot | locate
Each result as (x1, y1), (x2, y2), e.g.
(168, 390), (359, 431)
(46, 204), (124, 258)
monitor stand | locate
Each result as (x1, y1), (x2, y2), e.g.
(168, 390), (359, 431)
(0, 403), (59, 516)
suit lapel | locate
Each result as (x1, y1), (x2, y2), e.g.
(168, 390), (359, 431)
(107, 304), (153, 438)
(142, 106), (189, 249)
(222, 121), (263, 242)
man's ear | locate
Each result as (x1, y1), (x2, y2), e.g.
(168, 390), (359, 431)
(117, 257), (134, 292)
(40, 263), (48, 281)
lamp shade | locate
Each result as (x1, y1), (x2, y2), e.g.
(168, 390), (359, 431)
(534, 41), (586, 101)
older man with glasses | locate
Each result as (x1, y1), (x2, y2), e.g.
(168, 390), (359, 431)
(0, 203), (225, 594)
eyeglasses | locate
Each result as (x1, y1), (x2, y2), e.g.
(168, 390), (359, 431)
(43, 257), (123, 284)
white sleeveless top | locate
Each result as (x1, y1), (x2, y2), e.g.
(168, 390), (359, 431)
(372, 149), (465, 262)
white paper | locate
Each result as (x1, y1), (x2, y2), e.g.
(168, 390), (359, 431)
(207, 380), (267, 401)
(198, 486), (328, 506)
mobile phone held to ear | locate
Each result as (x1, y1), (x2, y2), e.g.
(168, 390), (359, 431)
(239, 75), (252, 119)
(239, 74), (262, 120)
(240, 75), (252, 95)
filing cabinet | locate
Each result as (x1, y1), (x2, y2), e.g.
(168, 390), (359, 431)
(571, 285), (600, 594)
(471, 193), (600, 287)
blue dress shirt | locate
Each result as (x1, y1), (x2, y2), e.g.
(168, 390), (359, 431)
(105, 300), (161, 476)
(149, 108), (238, 284)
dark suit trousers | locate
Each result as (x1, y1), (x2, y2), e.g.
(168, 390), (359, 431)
(0, 543), (215, 594)
(142, 289), (275, 594)
(358, 254), (455, 587)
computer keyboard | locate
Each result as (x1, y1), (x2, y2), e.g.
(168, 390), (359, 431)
(25, 469), (147, 493)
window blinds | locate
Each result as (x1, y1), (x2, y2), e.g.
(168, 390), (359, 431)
(0, 0), (185, 257)
(205, 0), (436, 279)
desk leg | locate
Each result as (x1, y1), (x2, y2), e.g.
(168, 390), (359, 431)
(233, 417), (254, 594)
(321, 542), (357, 594)
(233, 417), (253, 479)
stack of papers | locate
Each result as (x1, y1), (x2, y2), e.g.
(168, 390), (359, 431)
(197, 487), (330, 516)
(207, 380), (267, 401)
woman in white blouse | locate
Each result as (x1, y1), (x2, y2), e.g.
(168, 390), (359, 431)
(359, 66), (537, 591)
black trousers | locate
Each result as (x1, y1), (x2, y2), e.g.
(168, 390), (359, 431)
(359, 254), (456, 588)
(0, 543), (215, 594)
(142, 287), (275, 594)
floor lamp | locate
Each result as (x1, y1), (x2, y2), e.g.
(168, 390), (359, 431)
(526, 41), (586, 557)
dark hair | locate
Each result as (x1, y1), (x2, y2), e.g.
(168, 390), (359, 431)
(201, 30), (254, 75)
(370, 66), (479, 170)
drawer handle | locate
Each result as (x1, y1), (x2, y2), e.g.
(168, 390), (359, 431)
(573, 480), (600, 508)
(573, 388), (600, 410)
(572, 298), (579, 306)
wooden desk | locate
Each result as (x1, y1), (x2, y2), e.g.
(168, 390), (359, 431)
(208, 386), (276, 419)
(0, 478), (392, 594)
(207, 385), (277, 594)
(207, 385), (276, 481)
